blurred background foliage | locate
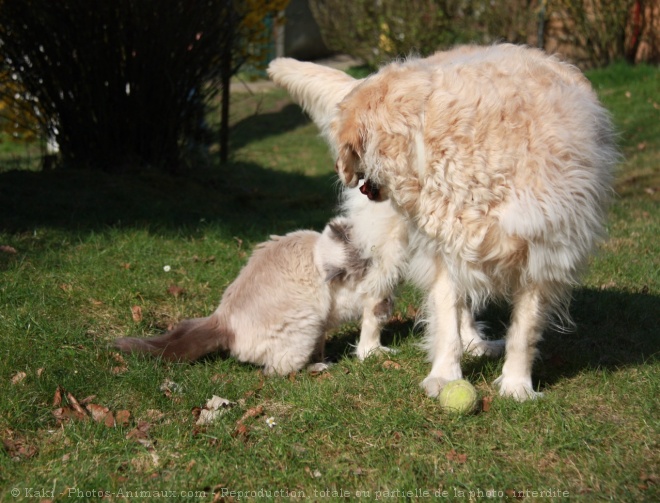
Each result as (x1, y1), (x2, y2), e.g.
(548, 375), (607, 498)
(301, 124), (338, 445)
(0, 0), (288, 172)
(0, 0), (656, 173)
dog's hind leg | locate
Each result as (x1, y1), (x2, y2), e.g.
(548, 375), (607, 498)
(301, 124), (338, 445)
(493, 285), (546, 401)
(420, 263), (463, 397)
(356, 297), (395, 360)
(460, 308), (505, 358)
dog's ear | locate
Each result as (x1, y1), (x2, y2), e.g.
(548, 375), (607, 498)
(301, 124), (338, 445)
(333, 101), (366, 188)
(335, 144), (361, 188)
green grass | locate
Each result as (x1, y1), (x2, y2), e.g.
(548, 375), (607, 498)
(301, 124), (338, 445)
(1, 63), (658, 502)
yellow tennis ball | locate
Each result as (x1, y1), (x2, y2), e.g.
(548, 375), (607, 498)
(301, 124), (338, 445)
(438, 379), (478, 414)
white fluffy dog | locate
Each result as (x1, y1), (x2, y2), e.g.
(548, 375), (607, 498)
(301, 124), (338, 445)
(268, 44), (617, 400)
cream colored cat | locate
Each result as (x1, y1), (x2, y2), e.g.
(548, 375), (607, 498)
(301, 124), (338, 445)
(114, 215), (394, 375)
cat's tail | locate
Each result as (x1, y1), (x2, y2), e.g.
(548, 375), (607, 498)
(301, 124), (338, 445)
(114, 315), (234, 362)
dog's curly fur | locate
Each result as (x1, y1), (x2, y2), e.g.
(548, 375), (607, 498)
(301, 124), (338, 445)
(269, 44), (618, 400)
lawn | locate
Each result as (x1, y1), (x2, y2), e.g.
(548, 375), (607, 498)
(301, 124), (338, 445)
(0, 62), (658, 502)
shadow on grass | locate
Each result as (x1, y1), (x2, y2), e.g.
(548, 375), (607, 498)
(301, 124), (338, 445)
(0, 161), (338, 240)
(228, 103), (311, 152)
(462, 287), (660, 391)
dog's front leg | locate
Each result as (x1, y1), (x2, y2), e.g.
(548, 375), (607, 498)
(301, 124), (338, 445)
(493, 286), (546, 401)
(420, 263), (463, 397)
(356, 297), (394, 360)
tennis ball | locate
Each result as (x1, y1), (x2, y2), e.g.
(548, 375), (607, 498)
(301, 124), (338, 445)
(438, 379), (479, 414)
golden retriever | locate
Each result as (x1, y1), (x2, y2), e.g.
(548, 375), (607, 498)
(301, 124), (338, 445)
(268, 44), (617, 400)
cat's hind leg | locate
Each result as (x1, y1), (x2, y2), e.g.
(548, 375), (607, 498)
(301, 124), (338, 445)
(460, 307), (505, 358)
(355, 297), (396, 360)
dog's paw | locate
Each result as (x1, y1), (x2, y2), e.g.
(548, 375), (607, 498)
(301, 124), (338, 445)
(355, 344), (397, 361)
(464, 339), (505, 358)
(420, 376), (453, 398)
(493, 375), (543, 401)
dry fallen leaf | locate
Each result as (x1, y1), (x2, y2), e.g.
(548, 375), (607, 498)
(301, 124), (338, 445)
(2, 433), (38, 460)
(232, 423), (250, 440)
(115, 410), (131, 427)
(0, 245), (18, 254)
(53, 386), (63, 407)
(104, 411), (116, 428)
(66, 392), (87, 417)
(383, 360), (401, 370)
(195, 396), (236, 425)
(446, 449), (468, 463)
(10, 371), (27, 385)
(167, 284), (185, 297)
(481, 396), (494, 413)
(126, 421), (151, 441)
(238, 405), (264, 424)
(86, 404), (110, 423)
(110, 352), (128, 374)
(131, 305), (143, 322)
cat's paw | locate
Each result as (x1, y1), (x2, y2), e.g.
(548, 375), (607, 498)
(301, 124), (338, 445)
(306, 362), (333, 373)
(464, 339), (505, 358)
(493, 375), (543, 401)
(355, 344), (397, 361)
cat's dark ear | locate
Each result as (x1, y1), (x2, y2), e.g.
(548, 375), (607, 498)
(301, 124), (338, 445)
(327, 220), (351, 244)
(324, 265), (346, 283)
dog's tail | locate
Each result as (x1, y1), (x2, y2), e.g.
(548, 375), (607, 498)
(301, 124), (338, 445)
(267, 58), (360, 133)
(114, 315), (234, 362)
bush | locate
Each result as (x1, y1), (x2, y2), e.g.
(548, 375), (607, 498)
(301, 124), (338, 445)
(309, 0), (463, 68)
(0, 0), (288, 172)
(310, 0), (640, 70)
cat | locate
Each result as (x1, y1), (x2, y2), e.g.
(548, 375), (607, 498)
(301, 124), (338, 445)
(114, 215), (394, 375)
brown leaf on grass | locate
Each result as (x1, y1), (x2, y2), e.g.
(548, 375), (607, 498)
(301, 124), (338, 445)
(59, 283), (73, 292)
(53, 386), (63, 407)
(110, 352), (128, 374)
(79, 395), (97, 405)
(0, 245), (18, 254)
(481, 396), (494, 413)
(167, 284), (185, 297)
(430, 430), (444, 440)
(37, 367), (45, 378)
(120, 262), (131, 270)
(144, 409), (165, 422)
(382, 360), (401, 370)
(66, 392), (87, 417)
(115, 410), (131, 427)
(104, 411), (116, 428)
(210, 373), (228, 383)
(131, 305), (143, 322)
(238, 405), (264, 424)
(446, 449), (467, 463)
(10, 371), (27, 385)
(126, 421), (151, 441)
(195, 396), (236, 425)
(2, 433), (38, 460)
(232, 423), (249, 440)
(86, 403), (110, 423)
